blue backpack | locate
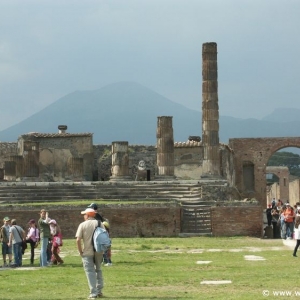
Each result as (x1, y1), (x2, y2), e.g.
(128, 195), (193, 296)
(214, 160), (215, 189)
(92, 221), (111, 253)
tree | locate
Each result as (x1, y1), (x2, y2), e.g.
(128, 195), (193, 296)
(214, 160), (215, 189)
(268, 151), (300, 177)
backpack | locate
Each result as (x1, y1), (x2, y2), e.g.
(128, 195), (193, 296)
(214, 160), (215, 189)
(92, 221), (111, 253)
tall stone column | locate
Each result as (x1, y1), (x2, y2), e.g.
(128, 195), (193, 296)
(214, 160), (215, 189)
(202, 42), (221, 177)
(110, 141), (131, 181)
(156, 116), (175, 180)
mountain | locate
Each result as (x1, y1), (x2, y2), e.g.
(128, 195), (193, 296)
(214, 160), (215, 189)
(0, 81), (299, 145)
(261, 108), (300, 122)
(0, 82), (201, 145)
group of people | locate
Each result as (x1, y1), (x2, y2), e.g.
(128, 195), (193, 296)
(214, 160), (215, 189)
(266, 198), (299, 240)
(0, 209), (63, 268)
(0, 202), (111, 299)
(266, 198), (300, 257)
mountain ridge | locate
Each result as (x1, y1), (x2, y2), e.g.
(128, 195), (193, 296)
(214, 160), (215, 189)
(0, 81), (299, 145)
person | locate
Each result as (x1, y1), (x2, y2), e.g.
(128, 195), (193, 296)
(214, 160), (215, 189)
(279, 205), (287, 239)
(271, 198), (276, 209)
(87, 203), (104, 222)
(271, 207), (280, 238)
(0, 216), (13, 267)
(76, 208), (105, 299)
(8, 219), (26, 267)
(266, 204), (272, 226)
(283, 204), (295, 239)
(49, 219), (64, 265)
(293, 216), (300, 257)
(38, 209), (51, 267)
(26, 219), (40, 265)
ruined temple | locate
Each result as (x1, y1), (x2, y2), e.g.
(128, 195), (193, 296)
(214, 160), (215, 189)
(0, 42), (299, 237)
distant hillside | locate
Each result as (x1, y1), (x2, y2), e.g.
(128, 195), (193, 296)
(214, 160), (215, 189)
(0, 81), (300, 145)
(261, 107), (300, 122)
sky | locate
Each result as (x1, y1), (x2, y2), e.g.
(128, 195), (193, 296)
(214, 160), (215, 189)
(0, 0), (299, 131)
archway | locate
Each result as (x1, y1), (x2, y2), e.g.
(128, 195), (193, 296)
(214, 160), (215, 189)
(229, 137), (300, 206)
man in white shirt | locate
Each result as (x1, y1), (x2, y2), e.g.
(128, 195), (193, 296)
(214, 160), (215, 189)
(76, 208), (105, 299)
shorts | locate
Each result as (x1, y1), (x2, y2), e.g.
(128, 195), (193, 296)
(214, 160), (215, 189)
(2, 242), (12, 255)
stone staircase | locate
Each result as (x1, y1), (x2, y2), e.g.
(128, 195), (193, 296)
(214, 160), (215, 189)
(0, 179), (231, 204)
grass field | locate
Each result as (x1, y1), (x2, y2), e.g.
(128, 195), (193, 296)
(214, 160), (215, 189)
(0, 237), (296, 300)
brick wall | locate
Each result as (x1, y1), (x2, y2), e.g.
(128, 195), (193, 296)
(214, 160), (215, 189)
(211, 205), (262, 237)
(0, 204), (180, 238)
(0, 203), (263, 238)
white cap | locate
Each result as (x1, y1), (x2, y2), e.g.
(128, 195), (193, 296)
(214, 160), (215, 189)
(81, 208), (96, 215)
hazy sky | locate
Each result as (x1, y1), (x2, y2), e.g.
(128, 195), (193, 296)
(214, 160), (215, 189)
(0, 0), (299, 131)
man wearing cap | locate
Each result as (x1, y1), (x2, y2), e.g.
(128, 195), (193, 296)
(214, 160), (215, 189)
(0, 216), (12, 267)
(38, 209), (51, 267)
(76, 208), (105, 299)
(87, 203), (104, 222)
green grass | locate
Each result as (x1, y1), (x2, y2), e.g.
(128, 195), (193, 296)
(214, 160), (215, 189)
(0, 237), (296, 299)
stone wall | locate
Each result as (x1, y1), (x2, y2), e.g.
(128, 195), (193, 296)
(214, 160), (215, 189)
(0, 142), (17, 169)
(289, 179), (300, 206)
(174, 142), (203, 179)
(0, 203), (263, 238)
(94, 145), (157, 181)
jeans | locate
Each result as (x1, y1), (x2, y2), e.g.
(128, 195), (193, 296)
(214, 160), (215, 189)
(82, 253), (103, 297)
(12, 242), (22, 267)
(40, 237), (49, 267)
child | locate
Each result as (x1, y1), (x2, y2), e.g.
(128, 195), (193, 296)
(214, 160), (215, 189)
(102, 221), (112, 266)
(49, 219), (64, 265)
(26, 219), (39, 265)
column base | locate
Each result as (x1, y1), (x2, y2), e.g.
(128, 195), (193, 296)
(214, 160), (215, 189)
(109, 176), (132, 182)
(154, 175), (177, 181)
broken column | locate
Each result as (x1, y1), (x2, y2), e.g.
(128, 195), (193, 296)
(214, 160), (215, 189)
(156, 116), (175, 180)
(202, 42), (221, 177)
(110, 141), (131, 181)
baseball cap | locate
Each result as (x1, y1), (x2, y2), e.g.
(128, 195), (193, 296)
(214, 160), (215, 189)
(81, 208), (96, 215)
(3, 216), (10, 221)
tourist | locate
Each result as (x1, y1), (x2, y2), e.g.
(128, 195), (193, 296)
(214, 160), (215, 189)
(102, 221), (112, 266)
(271, 207), (280, 238)
(271, 198), (276, 209)
(293, 216), (300, 257)
(38, 209), (51, 267)
(8, 219), (26, 267)
(279, 205), (287, 239)
(0, 216), (12, 267)
(87, 203), (104, 222)
(283, 204), (295, 239)
(49, 219), (64, 265)
(76, 208), (104, 299)
(266, 204), (272, 226)
(26, 219), (40, 265)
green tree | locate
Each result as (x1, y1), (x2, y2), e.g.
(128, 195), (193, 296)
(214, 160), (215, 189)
(268, 151), (300, 177)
